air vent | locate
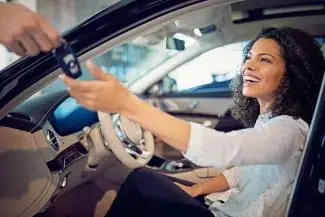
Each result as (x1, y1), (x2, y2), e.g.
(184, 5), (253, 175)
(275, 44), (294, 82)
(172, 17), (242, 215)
(45, 129), (60, 151)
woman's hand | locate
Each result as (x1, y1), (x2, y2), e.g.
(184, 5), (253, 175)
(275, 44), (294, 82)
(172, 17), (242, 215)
(174, 182), (202, 198)
(61, 61), (137, 114)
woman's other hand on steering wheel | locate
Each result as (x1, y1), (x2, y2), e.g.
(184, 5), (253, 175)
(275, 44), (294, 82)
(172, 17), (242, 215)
(61, 60), (137, 114)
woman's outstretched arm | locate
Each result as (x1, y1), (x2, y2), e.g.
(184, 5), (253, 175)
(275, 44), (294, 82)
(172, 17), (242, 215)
(62, 61), (191, 152)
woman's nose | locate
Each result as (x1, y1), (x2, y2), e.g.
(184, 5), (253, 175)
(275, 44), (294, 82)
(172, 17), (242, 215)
(242, 59), (256, 73)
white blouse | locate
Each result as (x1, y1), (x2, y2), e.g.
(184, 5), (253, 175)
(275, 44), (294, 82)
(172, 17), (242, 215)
(183, 114), (309, 217)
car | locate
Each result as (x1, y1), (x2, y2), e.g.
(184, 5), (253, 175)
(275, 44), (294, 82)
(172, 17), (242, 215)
(0, 0), (324, 216)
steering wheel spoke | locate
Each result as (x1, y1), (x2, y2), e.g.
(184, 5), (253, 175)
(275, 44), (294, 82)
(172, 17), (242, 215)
(125, 147), (151, 160)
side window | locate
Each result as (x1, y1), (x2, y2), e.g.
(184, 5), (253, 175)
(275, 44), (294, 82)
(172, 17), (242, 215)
(149, 41), (247, 95)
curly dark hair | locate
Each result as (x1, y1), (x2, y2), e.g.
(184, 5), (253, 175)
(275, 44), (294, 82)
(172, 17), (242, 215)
(231, 27), (325, 127)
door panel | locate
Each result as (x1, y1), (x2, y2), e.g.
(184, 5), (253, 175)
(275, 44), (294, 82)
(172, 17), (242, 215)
(151, 97), (233, 116)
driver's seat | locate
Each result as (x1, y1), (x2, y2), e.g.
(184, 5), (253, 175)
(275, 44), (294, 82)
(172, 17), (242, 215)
(266, 71), (325, 217)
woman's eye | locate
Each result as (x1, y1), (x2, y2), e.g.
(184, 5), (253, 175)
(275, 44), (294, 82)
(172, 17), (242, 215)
(261, 57), (271, 63)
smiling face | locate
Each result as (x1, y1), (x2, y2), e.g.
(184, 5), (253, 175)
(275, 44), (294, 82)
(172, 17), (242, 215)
(242, 38), (286, 103)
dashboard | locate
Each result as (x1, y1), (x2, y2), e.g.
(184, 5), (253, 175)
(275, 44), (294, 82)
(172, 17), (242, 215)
(49, 97), (98, 136)
(0, 90), (107, 172)
(0, 90), (112, 216)
(0, 90), (98, 136)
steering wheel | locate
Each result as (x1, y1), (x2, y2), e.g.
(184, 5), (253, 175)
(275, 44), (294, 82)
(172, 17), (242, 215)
(97, 112), (155, 168)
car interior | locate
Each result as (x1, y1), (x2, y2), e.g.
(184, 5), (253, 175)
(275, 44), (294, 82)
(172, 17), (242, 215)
(0, 0), (325, 217)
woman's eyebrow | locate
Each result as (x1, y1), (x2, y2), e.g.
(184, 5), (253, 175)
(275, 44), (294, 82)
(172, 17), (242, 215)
(258, 53), (275, 59)
(249, 51), (276, 59)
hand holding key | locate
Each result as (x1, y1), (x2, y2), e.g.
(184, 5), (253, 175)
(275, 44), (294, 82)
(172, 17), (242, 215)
(0, 2), (60, 56)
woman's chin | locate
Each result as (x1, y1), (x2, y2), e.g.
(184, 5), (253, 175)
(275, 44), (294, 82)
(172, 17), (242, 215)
(242, 89), (257, 98)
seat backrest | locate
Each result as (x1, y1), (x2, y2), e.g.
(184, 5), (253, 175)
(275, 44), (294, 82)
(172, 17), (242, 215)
(268, 71), (325, 217)
(285, 71), (325, 216)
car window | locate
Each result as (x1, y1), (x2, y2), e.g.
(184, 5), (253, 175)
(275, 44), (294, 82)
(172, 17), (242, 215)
(42, 34), (182, 94)
(149, 36), (325, 96)
(90, 37), (180, 85)
(41, 22), (200, 94)
(152, 41), (247, 95)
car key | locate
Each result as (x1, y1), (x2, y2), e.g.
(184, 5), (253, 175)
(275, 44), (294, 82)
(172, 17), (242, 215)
(52, 40), (82, 79)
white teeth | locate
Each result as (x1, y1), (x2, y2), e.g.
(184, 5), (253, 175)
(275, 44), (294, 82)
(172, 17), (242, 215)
(244, 76), (260, 82)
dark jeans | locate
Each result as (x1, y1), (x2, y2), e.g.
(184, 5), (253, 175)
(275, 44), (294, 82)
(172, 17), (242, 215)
(105, 168), (214, 217)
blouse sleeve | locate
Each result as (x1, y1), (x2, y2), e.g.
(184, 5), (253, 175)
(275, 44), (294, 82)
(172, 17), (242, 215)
(222, 166), (241, 188)
(182, 116), (307, 169)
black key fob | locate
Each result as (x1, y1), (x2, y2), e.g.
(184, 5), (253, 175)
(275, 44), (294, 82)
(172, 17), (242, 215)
(52, 40), (82, 79)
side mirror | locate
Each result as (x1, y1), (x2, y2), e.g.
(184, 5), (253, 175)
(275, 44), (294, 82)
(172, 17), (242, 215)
(147, 83), (160, 95)
(166, 37), (185, 51)
(146, 77), (178, 96)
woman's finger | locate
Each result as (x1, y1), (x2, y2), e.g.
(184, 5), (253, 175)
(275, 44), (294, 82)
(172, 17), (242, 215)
(76, 99), (96, 111)
(61, 74), (80, 88)
(61, 74), (87, 90)
(69, 92), (95, 110)
(69, 89), (100, 105)
(61, 74), (103, 92)
(69, 88), (88, 99)
(87, 60), (115, 81)
(69, 89), (96, 101)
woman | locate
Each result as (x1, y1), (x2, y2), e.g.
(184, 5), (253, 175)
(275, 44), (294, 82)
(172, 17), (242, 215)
(62, 27), (325, 217)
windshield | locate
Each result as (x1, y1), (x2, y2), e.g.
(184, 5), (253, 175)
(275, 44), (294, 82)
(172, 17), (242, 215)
(168, 41), (247, 92)
(91, 38), (180, 86)
(42, 23), (198, 94)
